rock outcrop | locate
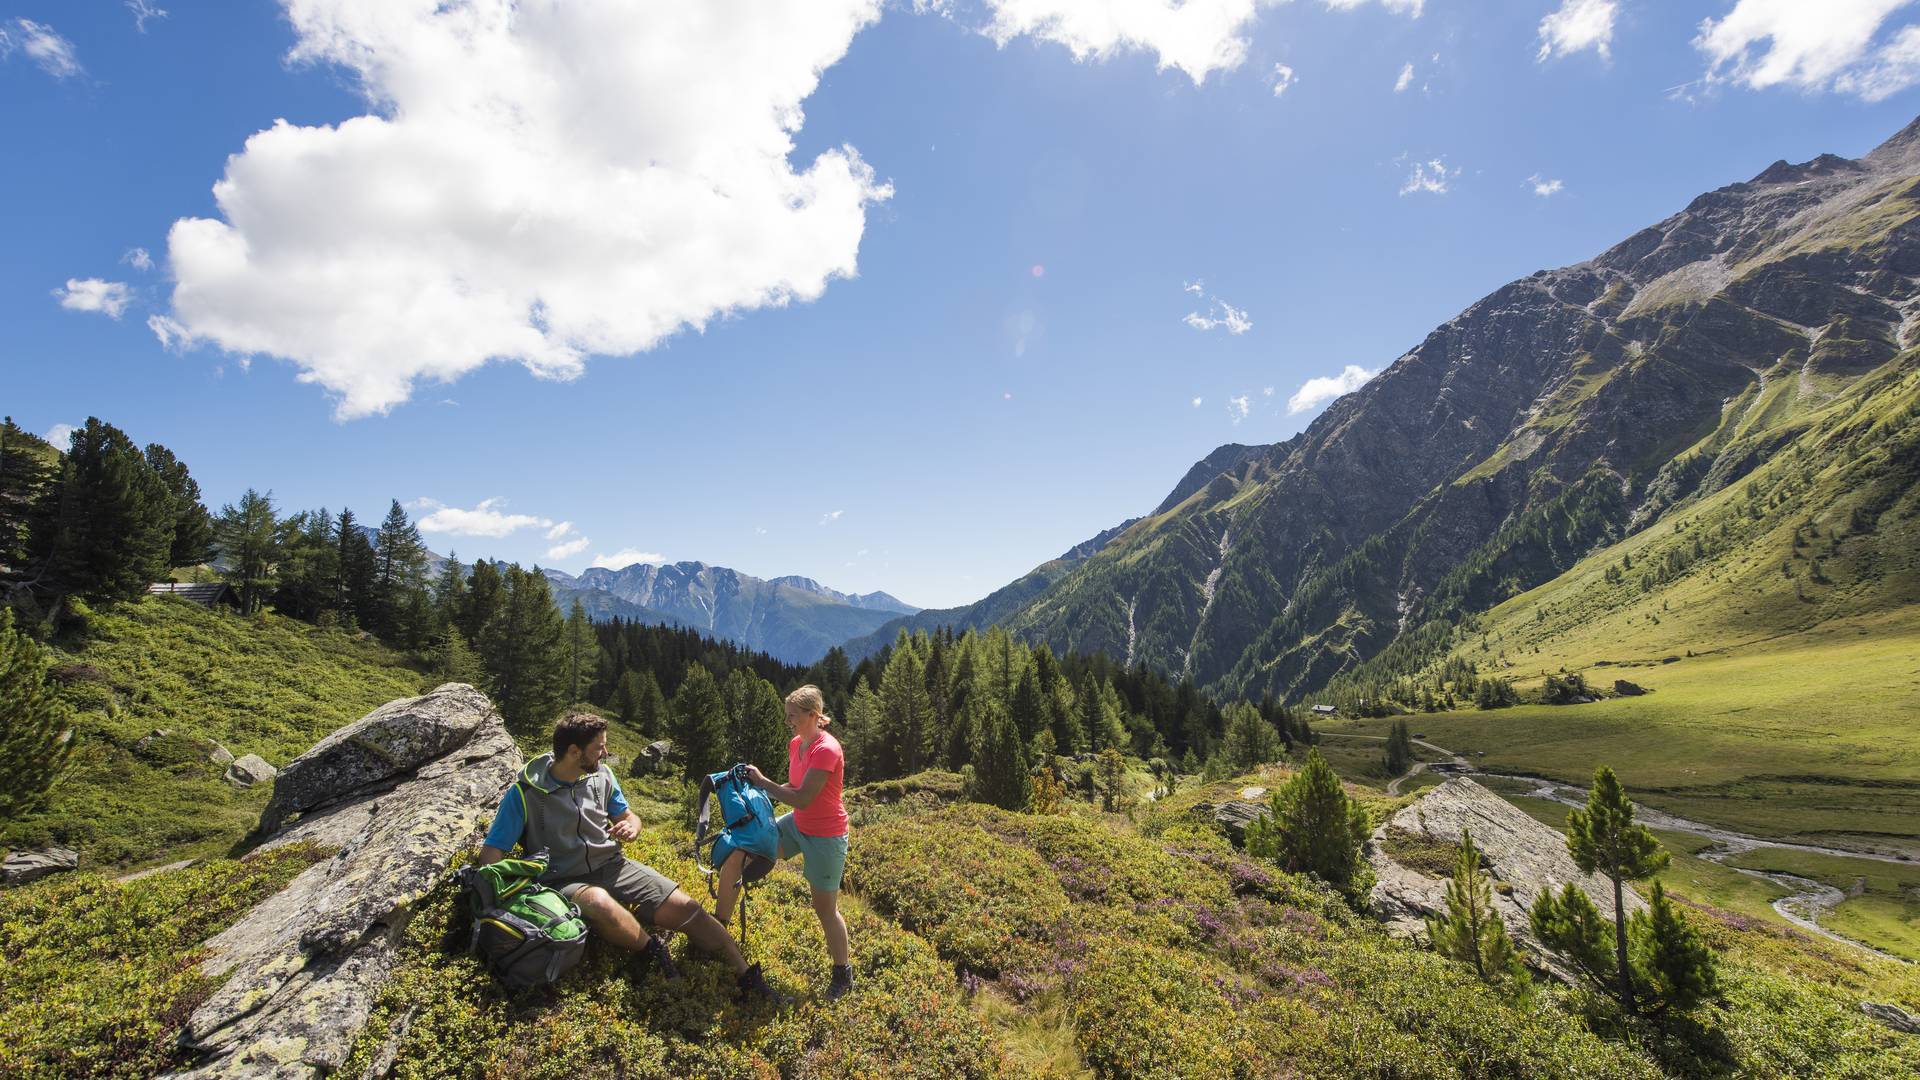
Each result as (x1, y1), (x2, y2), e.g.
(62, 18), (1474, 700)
(0, 846), (78, 886)
(1367, 777), (1645, 982)
(224, 753), (278, 790)
(168, 683), (522, 1079)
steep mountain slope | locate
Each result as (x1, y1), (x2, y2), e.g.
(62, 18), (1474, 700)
(903, 116), (1920, 703)
(549, 560), (916, 664)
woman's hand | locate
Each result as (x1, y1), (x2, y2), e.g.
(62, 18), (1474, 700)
(744, 764), (769, 787)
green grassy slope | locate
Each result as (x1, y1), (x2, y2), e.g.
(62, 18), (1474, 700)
(1, 596), (428, 870)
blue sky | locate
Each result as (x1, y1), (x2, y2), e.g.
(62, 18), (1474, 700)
(6, 1), (1920, 609)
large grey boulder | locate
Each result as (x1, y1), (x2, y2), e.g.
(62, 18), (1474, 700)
(224, 754), (278, 790)
(1367, 777), (1645, 983)
(637, 738), (677, 774)
(168, 683), (522, 1079)
(1, 846), (79, 886)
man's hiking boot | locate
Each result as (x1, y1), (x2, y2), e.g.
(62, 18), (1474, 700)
(736, 963), (791, 1008)
(635, 935), (683, 983)
(827, 964), (855, 1001)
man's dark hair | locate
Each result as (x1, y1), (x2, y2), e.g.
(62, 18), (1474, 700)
(553, 712), (609, 761)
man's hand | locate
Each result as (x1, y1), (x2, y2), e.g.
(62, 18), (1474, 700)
(743, 764), (769, 787)
(609, 812), (640, 842)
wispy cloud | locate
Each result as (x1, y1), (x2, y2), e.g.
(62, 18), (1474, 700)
(126, 1), (168, 33)
(544, 521), (576, 541)
(1270, 62), (1296, 96)
(1529, 173), (1565, 196)
(1181, 280), (1252, 334)
(54, 279), (133, 319)
(1227, 394), (1251, 423)
(1398, 157), (1457, 196)
(413, 497), (553, 537)
(1537, 0), (1617, 62)
(0, 18), (83, 79)
(546, 536), (590, 560)
(590, 548), (665, 570)
(820, 509), (844, 525)
(123, 248), (154, 271)
(1191, 396), (1204, 408)
(1287, 364), (1377, 414)
(1394, 61), (1414, 91)
(42, 423), (76, 449)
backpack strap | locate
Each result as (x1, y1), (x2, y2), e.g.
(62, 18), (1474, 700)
(693, 773), (718, 874)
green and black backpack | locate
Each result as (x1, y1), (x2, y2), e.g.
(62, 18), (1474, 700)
(455, 852), (589, 990)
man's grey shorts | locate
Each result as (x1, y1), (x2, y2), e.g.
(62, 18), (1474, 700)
(550, 857), (678, 922)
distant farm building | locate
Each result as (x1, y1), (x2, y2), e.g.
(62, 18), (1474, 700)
(1311, 704), (1337, 716)
(147, 582), (241, 610)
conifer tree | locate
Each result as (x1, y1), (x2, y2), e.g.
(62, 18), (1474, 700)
(1426, 829), (1529, 993)
(879, 642), (933, 777)
(271, 508), (339, 621)
(842, 676), (883, 784)
(432, 551), (467, 629)
(477, 564), (568, 735)
(1219, 702), (1283, 773)
(1638, 881), (1718, 1020)
(723, 669), (787, 773)
(215, 489), (279, 614)
(0, 608), (75, 819)
(970, 698), (1030, 811)
(142, 443), (215, 568)
(1095, 746), (1128, 812)
(942, 650), (977, 770)
(562, 599), (596, 703)
(426, 623), (484, 688)
(670, 661), (730, 780)
(1246, 748), (1373, 903)
(1529, 881), (1616, 994)
(0, 419), (58, 575)
(1384, 719), (1414, 776)
(40, 418), (173, 600)
(334, 509), (379, 629)
(1566, 765), (1669, 1016)
(459, 558), (503, 642)
(1009, 666), (1045, 746)
(371, 500), (428, 638)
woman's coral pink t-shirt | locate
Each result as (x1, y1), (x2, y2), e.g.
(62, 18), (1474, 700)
(788, 729), (848, 837)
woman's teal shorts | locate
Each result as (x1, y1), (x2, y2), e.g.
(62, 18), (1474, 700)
(775, 812), (848, 892)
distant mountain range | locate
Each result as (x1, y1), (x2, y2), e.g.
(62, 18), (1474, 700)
(847, 116), (1920, 700)
(544, 561), (917, 665)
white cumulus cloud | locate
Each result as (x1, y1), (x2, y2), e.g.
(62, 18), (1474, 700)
(978, 0), (1278, 85)
(544, 521), (576, 541)
(545, 536), (591, 560)
(591, 548), (666, 570)
(1537, 0), (1617, 62)
(123, 248), (154, 271)
(1287, 364), (1377, 414)
(414, 497), (553, 538)
(1270, 62), (1296, 95)
(1695, 0), (1920, 98)
(1394, 60), (1414, 91)
(1529, 173), (1565, 196)
(42, 423), (77, 449)
(0, 18), (84, 79)
(54, 279), (133, 319)
(1398, 157), (1457, 196)
(1227, 394), (1250, 423)
(155, 0), (892, 419)
(1192, 396), (1204, 407)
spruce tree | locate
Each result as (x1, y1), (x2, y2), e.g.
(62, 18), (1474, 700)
(1009, 666), (1045, 746)
(426, 623), (484, 688)
(1095, 746), (1128, 812)
(562, 599), (596, 704)
(1384, 719), (1414, 776)
(842, 676), (883, 784)
(476, 564), (568, 736)
(724, 669), (787, 773)
(943, 650), (978, 770)
(970, 698), (1030, 811)
(1246, 748), (1373, 903)
(334, 509), (379, 629)
(215, 489), (279, 614)
(669, 661), (730, 780)
(879, 641), (933, 778)
(0, 608), (75, 819)
(460, 558), (504, 642)
(142, 443), (215, 567)
(1426, 829), (1529, 992)
(1566, 765), (1669, 1016)
(1219, 702), (1283, 773)
(432, 551), (467, 630)
(40, 418), (173, 600)
(271, 508), (339, 621)
(633, 669), (668, 738)
(371, 500), (428, 638)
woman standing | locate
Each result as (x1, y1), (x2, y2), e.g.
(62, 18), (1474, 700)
(738, 685), (854, 1000)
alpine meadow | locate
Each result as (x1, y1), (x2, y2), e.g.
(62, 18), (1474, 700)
(4, 2), (1920, 1079)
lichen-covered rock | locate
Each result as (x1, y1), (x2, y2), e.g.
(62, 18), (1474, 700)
(224, 754), (278, 790)
(256, 683), (497, 834)
(0, 846), (78, 886)
(1861, 1001), (1920, 1035)
(1367, 777), (1645, 983)
(168, 683), (521, 1079)
(1207, 799), (1268, 845)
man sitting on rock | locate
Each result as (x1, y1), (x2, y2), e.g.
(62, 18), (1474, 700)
(477, 712), (785, 1004)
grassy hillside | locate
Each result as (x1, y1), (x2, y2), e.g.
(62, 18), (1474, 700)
(0, 596), (427, 870)
(4, 778), (1916, 1079)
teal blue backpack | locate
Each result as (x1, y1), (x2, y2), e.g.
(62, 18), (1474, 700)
(695, 764), (780, 949)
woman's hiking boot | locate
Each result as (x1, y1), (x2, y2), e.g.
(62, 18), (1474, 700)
(735, 963), (791, 1008)
(827, 964), (855, 1001)
(634, 935), (683, 983)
